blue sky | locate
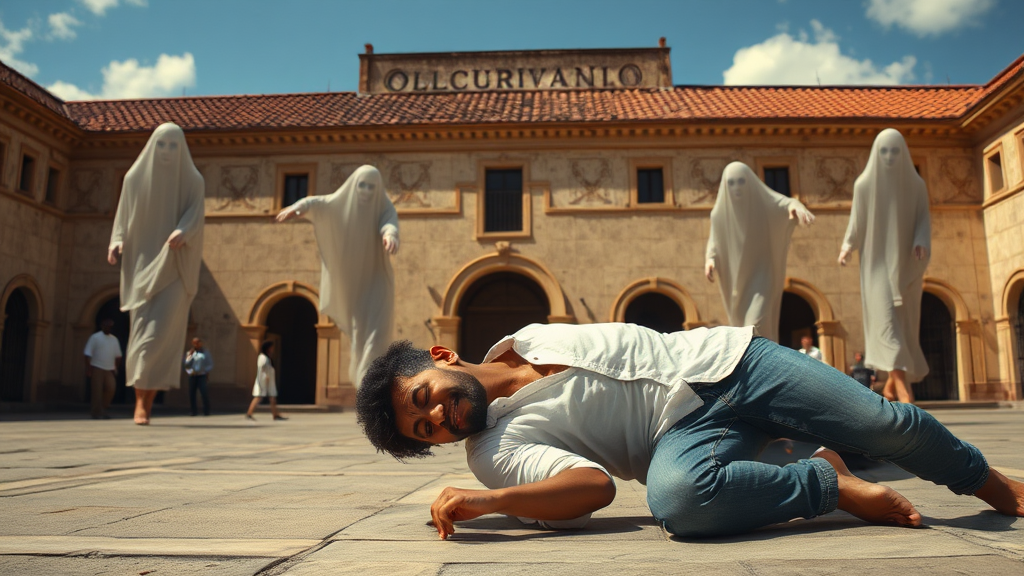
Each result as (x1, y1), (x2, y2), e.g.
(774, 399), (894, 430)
(1, 0), (1022, 101)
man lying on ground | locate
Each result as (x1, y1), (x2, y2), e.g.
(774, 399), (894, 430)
(356, 323), (1024, 539)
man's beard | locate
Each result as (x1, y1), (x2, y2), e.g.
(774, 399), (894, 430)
(443, 368), (489, 440)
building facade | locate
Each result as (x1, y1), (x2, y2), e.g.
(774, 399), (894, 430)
(1, 44), (1023, 410)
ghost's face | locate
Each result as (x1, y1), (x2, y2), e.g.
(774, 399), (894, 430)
(356, 178), (377, 204)
(726, 174), (747, 200)
(155, 138), (179, 165)
(878, 142), (902, 169)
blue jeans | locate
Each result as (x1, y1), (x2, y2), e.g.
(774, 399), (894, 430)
(646, 338), (989, 538)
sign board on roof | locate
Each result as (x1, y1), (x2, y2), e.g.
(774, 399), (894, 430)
(358, 47), (672, 95)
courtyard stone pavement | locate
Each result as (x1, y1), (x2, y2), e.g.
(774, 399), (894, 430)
(0, 407), (1022, 575)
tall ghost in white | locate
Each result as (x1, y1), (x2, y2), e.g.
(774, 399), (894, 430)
(840, 129), (931, 398)
(279, 165), (399, 387)
(705, 162), (814, 343)
(109, 122), (205, 396)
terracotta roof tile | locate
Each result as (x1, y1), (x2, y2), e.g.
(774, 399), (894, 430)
(1, 56), (1021, 134)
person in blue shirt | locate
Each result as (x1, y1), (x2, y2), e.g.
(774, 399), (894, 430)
(184, 337), (214, 416)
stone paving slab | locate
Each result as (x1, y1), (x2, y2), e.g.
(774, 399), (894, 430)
(0, 409), (1021, 575)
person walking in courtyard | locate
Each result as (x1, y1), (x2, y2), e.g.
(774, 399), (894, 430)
(247, 340), (286, 422)
(849, 351), (877, 390)
(798, 335), (823, 362)
(705, 162), (814, 342)
(108, 122), (205, 425)
(184, 337), (214, 416)
(84, 318), (122, 419)
(275, 165), (399, 388)
(356, 322), (1024, 540)
(839, 128), (930, 404)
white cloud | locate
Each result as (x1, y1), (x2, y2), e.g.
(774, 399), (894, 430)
(47, 52), (196, 100)
(0, 18), (38, 76)
(78, 0), (147, 17)
(723, 20), (917, 85)
(48, 12), (82, 40)
(866, 0), (996, 37)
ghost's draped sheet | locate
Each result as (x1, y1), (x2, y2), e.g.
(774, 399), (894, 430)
(841, 128), (930, 382)
(291, 165), (399, 386)
(706, 162), (811, 343)
(109, 122), (205, 390)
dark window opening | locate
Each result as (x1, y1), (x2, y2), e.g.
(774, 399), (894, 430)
(484, 169), (523, 232)
(987, 152), (1004, 192)
(282, 173), (309, 208)
(624, 292), (684, 333)
(0, 289), (30, 402)
(45, 167), (60, 204)
(763, 167), (791, 197)
(19, 155), (34, 194)
(637, 168), (664, 204)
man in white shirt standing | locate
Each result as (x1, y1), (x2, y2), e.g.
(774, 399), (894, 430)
(84, 319), (123, 419)
(798, 334), (824, 362)
(356, 323), (1024, 540)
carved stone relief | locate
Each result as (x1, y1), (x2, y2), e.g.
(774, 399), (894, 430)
(934, 156), (981, 204)
(329, 162), (364, 190)
(388, 162), (432, 208)
(811, 157), (858, 204)
(67, 169), (103, 213)
(685, 157), (732, 205)
(216, 165), (259, 211)
(568, 158), (613, 205)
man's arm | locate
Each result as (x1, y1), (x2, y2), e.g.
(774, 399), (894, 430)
(429, 467), (615, 540)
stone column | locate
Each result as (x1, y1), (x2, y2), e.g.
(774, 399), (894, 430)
(816, 320), (843, 371)
(954, 319), (978, 401)
(994, 316), (1018, 400)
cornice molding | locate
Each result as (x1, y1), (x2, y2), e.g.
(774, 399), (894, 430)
(0, 90), (82, 148)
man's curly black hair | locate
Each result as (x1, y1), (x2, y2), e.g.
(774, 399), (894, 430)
(356, 340), (436, 460)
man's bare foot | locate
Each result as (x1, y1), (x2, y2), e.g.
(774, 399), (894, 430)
(812, 448), (922, 528)
(974, 469), (1024, 516)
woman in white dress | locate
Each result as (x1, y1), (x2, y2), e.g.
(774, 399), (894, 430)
(276, 165), (399, 387)
(246, 341), (286, 421)
(838, 128), (931, 403)
(705, 162), (814, 343)
(108, 122), (204, 425)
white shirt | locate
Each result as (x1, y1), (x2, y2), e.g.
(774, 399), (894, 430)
(84, 332), (123, 370)
(799, 346), (824, 362)
(465, 323), (753, 527)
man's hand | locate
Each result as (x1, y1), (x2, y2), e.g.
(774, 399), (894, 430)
(704, 259), (715, 283)
(107, 244), (121, 266)
(382, 234), (399, 255)
(430, 487), (501, 540)
(167, 230), (186, 249)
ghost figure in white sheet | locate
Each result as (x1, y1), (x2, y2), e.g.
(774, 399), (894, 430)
(109, 122), (205, 391)
(278, 165), (399, 387)
(839, 128), (930, 384)
(705, 162), (814, 343)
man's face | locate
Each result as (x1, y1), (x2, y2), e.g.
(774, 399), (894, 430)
(193, 338), (202, 349)
(101, 320), (113, 334)
(391, 365), (489, 446)
(801, 336), (812, 349)
(855, 352), (864, 363)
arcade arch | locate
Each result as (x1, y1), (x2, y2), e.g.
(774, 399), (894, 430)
(609, 277), (704, 332)
(243, 281), (346, 406)
(433, 248), (574, 353)
(921, 277), (981, 401)
(782, 277), (844, 369)
(0, 274), (47, 403)
(996, 270), (1024, 400)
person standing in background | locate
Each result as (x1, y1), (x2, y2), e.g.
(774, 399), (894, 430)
(246, 340), (286, 422)
(84, 318), (122, 419)
(849, 351), (877, 391)
(184, 337), (214, 416)
(798, 335), (823, 362)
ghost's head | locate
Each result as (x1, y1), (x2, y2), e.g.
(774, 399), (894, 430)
(154, 137), (179, 165)
(356, 177), (378, 204)
(722, 163), (749, 201)
(875, 129), (906, 170)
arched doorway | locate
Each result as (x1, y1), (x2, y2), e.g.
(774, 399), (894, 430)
(624, 292), (685, 333)
(265, 296), (318, 404)
(0, 289), (30, 401)
(91, 297), (132, 405)
(1016, 288), (1024, 394)
(778, 291), (817, 350)
(458, 272), (550, 363)
(918, 292), (958, 400)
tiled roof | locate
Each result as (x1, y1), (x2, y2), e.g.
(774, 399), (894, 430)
(2, 55), (1022, 134)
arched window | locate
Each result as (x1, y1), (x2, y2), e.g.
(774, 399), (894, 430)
(624, 292), (685, 333)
